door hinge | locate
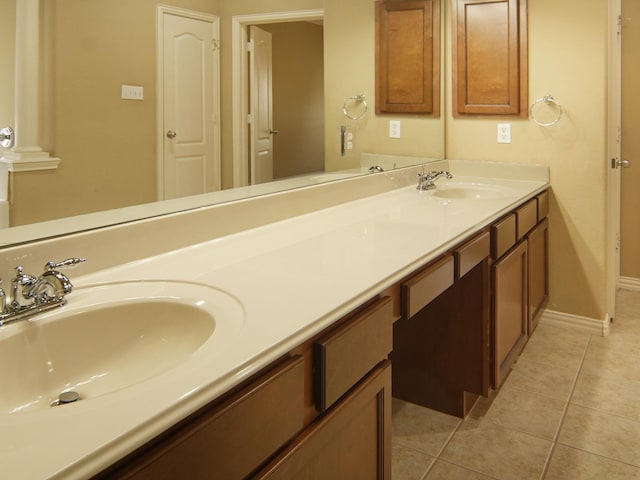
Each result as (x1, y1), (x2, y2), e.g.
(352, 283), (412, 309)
(247, 113), (253, 124)
(247, 40), (254, 53)
(618, 14), (623, 34)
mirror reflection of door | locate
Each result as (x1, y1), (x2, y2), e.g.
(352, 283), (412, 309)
(246, 21), (325, 186)
(621, 0), (640, 284)
(161, 10), (220, 200)
(249, 26), (275, 185)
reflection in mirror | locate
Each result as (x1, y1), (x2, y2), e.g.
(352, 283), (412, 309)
(0, 0), (445, 247)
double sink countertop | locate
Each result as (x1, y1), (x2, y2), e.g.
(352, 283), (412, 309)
(0, 160), (549, 479)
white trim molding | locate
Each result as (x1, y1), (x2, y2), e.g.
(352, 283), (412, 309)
(540, 309), (611, 336)
(620, 276), (640, 291)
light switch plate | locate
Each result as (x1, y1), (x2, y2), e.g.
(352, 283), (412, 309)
(121, 85), (144, 101)
(497, 123), (511, 143)
(389, 120), (401, 138)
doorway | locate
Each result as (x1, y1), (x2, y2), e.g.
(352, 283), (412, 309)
(620, 0), (640, 289)
(231, 10), (325, 188)
(156, 6), (221, 200)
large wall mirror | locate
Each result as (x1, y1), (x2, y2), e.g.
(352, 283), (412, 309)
(0, 0), (445, 247)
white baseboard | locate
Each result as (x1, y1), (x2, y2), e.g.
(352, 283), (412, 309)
(620, 276), (640, 291)
(540, 309), (611, 336)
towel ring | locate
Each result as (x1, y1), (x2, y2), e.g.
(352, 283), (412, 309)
(343, 94), (368, 121)
(530, 95), (563, 127)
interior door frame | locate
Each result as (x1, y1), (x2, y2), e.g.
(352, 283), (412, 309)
(156, 5), (221, 200)
(231, 9), (324, 188)
(606, 0), (622, 319)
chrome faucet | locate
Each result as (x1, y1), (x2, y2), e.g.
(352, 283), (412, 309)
(0, 258), (85, 326)
(417, 170), (453, 191)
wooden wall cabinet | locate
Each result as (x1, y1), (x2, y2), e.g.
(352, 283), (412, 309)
(452, 0), (528, 117)
(375, 0), (441, 115)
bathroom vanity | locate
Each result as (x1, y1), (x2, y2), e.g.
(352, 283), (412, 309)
(0, 160), (549, 479)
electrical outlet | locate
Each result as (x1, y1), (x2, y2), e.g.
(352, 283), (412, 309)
(497, 123), (511, 143)
(389, 120), (401, 139)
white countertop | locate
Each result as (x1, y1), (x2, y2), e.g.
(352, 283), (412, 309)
(0, 162), (549, 479)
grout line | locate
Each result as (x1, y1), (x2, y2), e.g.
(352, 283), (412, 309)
(539, 334), (592, 479)
(420, 417), (464, 478)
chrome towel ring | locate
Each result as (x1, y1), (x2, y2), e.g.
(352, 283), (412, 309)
(343, 94), (368, 120)
(530, 95), (563, 127)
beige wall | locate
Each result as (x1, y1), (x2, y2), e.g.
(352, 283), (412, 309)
(323, 0), (445, 171)
(0, 0), (15, 129)
(446, 0), (609, 321)
(261, 22), (325, 179)
(621, 0), (640, 279)
(11, 0), (219, 225)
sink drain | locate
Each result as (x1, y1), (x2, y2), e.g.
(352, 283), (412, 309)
(50, 391), (81, 407)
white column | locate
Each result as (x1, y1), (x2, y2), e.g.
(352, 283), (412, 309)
(1, 0), (59, 170)
(12, 0), (41, 153)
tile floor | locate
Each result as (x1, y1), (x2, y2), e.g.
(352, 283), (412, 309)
(392, 289), (640, 479)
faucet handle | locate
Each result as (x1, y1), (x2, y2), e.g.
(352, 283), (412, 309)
(44, 258), (87, 271)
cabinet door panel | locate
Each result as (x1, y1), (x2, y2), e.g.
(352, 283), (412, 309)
(528, 218), (549, 333)
(452, 0), (528, 116)
(256, 362), (392, 480)
(493, 240), (528, 388)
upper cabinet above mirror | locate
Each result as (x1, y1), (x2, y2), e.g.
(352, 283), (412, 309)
(375, 0), (441, 116)
(451, 0), (528, 117)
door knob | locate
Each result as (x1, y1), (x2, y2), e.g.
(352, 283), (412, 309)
(612, 158), (631, 168)
(166, 131), (177, 139)
(269, 129), (279, 135)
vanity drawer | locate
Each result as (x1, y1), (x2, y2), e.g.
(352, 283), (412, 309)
(516, 199), (538, 240)
(401, 255), (454, 318)
(314, 297), (393, 412)
(105, 356), (305, 480)
(455, 231), (490, 279)
(537, 190), (549, 221)
(491, 214), (516, 259)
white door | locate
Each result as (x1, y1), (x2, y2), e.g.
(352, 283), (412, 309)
(249, 26), (275, 185)
(161, 11), (220, 200)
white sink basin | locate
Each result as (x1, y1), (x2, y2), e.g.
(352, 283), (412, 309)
(432, 182), (516, 200)
(0, 281), (244, 414)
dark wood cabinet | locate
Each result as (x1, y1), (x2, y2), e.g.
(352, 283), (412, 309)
(452, 0), (528, 117)
(528, 218), (549, 333)
(392, 231), (491, 418)
(492, 239), (528, 388)
(255, 362), (392, 480)
(375, 0), (441, 115)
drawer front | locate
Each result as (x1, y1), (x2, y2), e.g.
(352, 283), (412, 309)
(116, 356), (305, 480)
(402, 255), (454, 318)
(314, 297), (393, 412)
(537, 190), (549, 221)
(491, 213), (516, 259)
(516, 199), (538, 240)
(455, 231), (490, 279)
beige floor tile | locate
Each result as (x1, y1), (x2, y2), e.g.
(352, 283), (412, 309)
(392, 398), (461, 456)
(517, 325), (588, 371)
(572, 371), (640, 421)
(506, 357), (577, 401)
(440, 422), (552, 480)
(558, 404), (640, 467)
(426, 460), (497, 479)
(581, 341), (640, 384)
(545, 444), (640, 480)
(467, 383), (566, 440)
(392, 443), (435, 480)
(588, 333), (640, 361)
